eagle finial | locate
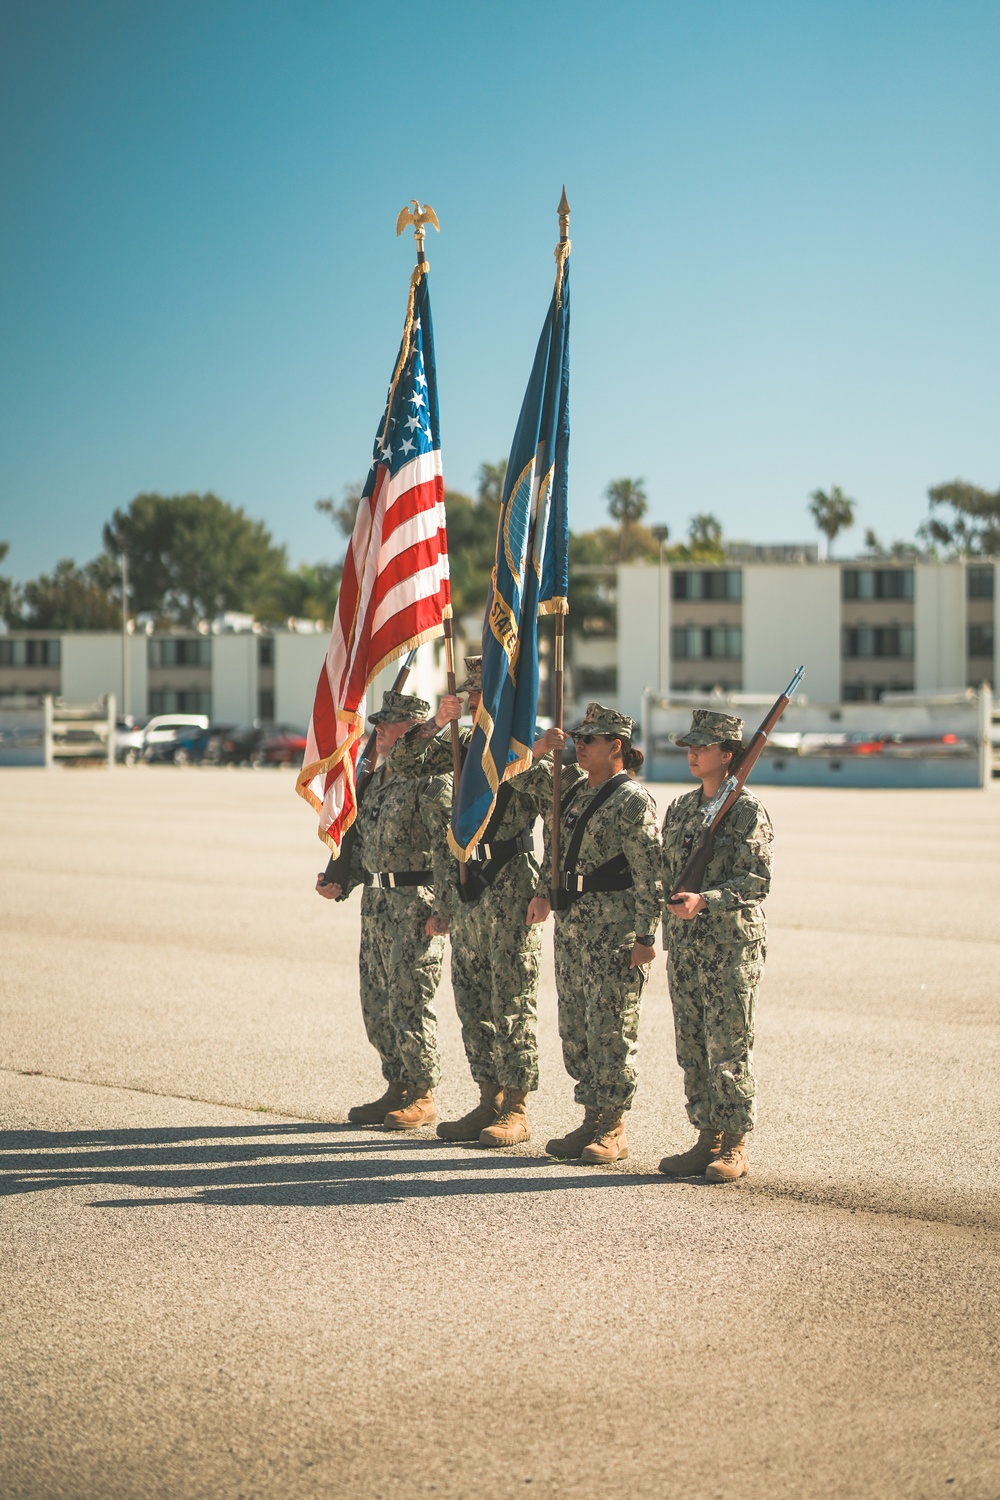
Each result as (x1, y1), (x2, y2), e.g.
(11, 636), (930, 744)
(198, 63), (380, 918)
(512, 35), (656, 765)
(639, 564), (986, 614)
(396, 200), (440, 263)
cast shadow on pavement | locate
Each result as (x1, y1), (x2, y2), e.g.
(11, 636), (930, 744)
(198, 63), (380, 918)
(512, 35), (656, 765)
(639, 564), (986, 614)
(0, 1122), (661, 1209)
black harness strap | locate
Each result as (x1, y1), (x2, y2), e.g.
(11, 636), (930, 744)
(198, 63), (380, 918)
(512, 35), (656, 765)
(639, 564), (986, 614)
(478, 782), (514, 846)
(553, 772), (633, 909)
(456, 783), (533, 905)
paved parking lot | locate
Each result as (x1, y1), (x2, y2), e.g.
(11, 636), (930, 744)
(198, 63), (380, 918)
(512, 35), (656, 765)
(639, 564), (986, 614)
(1, 768), (998, 1499)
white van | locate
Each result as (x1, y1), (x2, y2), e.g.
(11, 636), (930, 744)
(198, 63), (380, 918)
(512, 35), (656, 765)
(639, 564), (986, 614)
(141, 714), (210, 755)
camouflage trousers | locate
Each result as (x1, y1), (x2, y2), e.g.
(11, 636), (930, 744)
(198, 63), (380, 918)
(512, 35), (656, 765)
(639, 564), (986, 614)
(359, 886), (445, 1089)
(667, 938), (765, 1135)
(449, 856), (541, 1092)
(554, 892), (650, 1115)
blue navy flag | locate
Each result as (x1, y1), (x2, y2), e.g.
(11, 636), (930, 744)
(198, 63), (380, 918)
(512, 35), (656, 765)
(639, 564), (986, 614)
(449, 252), (570, 859)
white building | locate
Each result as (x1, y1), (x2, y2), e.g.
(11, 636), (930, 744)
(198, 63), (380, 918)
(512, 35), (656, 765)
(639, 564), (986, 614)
(1, 558), (995, 735)
(0, 622), (450, 728)
(568, 557), (997, 723)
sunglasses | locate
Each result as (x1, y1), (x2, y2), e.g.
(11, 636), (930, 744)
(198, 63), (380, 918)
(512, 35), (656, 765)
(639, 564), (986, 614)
(573, 733), (613, 746)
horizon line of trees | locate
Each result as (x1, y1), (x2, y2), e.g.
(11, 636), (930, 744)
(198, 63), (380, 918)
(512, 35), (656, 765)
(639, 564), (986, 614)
(1, 474), (997, 634)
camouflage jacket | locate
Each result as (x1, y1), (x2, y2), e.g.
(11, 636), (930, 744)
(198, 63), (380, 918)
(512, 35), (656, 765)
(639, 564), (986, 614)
(512, 759), (663, 937)
(389, 722), (535, 846)
(345, 763), (452, 918)
(661, 786), (772, 945)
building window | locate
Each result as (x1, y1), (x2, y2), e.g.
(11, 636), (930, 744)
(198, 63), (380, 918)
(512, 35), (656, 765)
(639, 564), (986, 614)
(258, 637), (274, 668)
(147, 690), (212, 715)
(148, 637), (212, 668)
(671, 626), (743, 660)
(258, 688), (275, 720)
(968, 566), (995, 599)
(671, 570), (742, 602)
(842, 568), (914, 601)
(842, 627), (914, 658)
(574, 667), (618, 694)
(968, 624), (995, 658)
(843, 682), (914, 702)
(0, 638), (61, 667)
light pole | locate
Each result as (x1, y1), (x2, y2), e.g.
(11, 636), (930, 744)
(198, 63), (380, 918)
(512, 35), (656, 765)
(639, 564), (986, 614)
(651, 525), (669, 697)
(120, 551), (129, 720)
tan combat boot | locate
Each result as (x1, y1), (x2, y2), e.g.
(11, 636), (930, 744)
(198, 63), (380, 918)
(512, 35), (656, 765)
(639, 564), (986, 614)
(383, 1087), (437, 1131)
(347, 1080), (407, 1126)
(580, 1115), (629, 1164)
(437, 1080), (502, 1142)
(704, 1133), (749, 1182)
(658, 1128), (724, 1177)
(478, 1087), (530, 1148)
(545, 1107), (600, 1159)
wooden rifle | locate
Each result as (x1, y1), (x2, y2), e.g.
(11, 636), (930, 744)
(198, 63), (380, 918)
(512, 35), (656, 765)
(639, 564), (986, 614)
(667, 666), (804, 902)
(320, 648), (419, 898)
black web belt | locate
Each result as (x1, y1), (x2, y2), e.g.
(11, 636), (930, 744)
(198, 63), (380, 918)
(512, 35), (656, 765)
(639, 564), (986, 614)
(558, 851), (633, 897)
(364, 870), (433, 889)
(468, 827), (533, 867)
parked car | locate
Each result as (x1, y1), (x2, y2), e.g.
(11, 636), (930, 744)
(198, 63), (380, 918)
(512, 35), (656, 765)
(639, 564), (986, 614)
(141, 714), (210, 763)
(251, 726), (308, 768)
(144, 724), (213, 765)
(201, 723), (238, 765)
(214, 722), (269, 766)
(115, 717), (146, 766)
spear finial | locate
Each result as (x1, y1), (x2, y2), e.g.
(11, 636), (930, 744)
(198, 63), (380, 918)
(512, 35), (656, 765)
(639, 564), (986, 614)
(558, 185), (571, 244)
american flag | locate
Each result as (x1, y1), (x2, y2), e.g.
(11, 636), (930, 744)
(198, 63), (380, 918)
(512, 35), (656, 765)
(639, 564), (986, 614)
(296, 267), (450, 852)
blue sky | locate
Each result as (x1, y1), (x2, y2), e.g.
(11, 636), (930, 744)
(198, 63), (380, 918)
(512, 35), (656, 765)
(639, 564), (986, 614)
(1, 0), (998, 582)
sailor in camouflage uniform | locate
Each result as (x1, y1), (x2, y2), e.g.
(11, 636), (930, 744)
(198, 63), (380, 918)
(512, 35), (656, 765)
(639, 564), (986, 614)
(659, 708), (773, 1183)
(315, 690), (452, 1131)
(389, 656), (550, 1148)
(521, 703), (663, 1164)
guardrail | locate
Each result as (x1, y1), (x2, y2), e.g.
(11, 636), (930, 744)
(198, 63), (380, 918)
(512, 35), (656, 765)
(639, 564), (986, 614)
(640, 685), (994, 789)
(0, 696), (115, 768)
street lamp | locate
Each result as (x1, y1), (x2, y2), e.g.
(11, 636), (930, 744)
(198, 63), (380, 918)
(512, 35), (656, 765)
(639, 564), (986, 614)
(651, 525), (669, 697)
(120, 551), (129, 720)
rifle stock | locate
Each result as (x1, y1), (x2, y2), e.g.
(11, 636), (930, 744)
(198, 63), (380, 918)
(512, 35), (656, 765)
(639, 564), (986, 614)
(668, 666), (803, 900)
(321, 648), (419, 897)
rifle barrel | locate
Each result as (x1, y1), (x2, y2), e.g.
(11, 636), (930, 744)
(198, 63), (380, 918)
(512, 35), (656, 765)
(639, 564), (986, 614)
(668, 665), (804, 897)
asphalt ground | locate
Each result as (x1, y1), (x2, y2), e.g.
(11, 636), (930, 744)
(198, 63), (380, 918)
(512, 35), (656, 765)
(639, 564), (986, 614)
(1, 767), (998, 1500)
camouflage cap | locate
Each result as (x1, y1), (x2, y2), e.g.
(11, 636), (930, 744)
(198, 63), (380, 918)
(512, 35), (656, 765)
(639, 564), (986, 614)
(457, 655), (482, 693)
(368, 689), (430, 725)
(672, 708), (745, 747)
(570, 701), (636, 741)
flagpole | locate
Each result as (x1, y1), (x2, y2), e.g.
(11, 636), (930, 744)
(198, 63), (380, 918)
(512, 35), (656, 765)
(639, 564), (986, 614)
(550, 186), (570, 902)
(397, 199), (466, 883)
(442, 613), (467, 887)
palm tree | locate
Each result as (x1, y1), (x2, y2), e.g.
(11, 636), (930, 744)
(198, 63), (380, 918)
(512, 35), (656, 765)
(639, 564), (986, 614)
(808, 486), (857, 559)
(605, 478), (648, 560)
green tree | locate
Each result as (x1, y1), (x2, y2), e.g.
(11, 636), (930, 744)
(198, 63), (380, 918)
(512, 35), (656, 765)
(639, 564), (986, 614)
(103, 492), (288, 624)
(16, 556), (121, 630)
(443, 487), (503, 620)
(476, 459), (507, 510)
(566, 531), (617, 636)
(918, 480), (1000, 557)
(687, 513), (723, 552)
(808, 485), (857, 559)
(605, 477), (649, 560)
(315, 481), (364, 543)
(0, 542), (21, 628)
(251, 562), (343, 625)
